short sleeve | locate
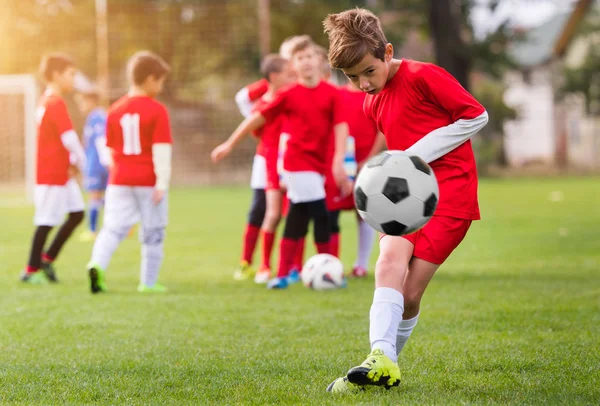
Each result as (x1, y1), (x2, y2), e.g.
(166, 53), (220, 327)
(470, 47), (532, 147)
(247, 79), (269, 102)
(417, 64), (485, 121)
(153, 105), (172, 144)
(259, 87), (289, 122)
(53, 99), (74, 136)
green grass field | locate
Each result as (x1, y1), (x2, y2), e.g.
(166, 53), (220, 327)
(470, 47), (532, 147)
(1, 177), (599, 405)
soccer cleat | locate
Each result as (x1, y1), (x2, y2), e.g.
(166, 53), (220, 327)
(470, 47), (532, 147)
(41, 262), (59, 283)
(87, 262), (107, 294)
(286, 269), (300, 285)
(233, 261), (255, 281)
(254, 267), (271, 284)
(266, 277), (288, 289)
(327, 376), (368, 394)
(20, 270), (48, 284)
(351, 266), (368, 278)
(346, 349), (401, 388)
(137, 283), (168, 293)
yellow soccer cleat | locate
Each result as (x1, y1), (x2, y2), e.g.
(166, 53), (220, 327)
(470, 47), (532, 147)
(137, 283), (168, 293)
(346, 349), (401, 388)
(326, 376), (371, 394)
(233, 261), (255, 281)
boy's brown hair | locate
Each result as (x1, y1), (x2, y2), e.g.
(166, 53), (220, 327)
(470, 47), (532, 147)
(127, 51), (171, 86)
(39, 53), (76, 82)
(323, 8), (388, 69)
(289, 35), (316, 57)
(261, 54), (289, 81)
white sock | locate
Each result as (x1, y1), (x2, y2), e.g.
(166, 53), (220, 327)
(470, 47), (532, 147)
(140, 243), (164, 287)
(355, 219), (375, 269)
(91, 228), (126, 270)
(396, 314), (419, 356)
(369, 287), (404, 363)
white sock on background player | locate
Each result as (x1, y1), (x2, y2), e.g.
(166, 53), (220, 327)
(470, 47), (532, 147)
(355, 219), (375, 269)
(91, 228), (127, 270)
(370, 287), (404, 362)
(396, 314), (419, 356)
(140, 243), (164, 287)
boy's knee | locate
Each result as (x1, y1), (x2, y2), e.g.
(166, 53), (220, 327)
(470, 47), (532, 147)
(139, 227), (165, 245)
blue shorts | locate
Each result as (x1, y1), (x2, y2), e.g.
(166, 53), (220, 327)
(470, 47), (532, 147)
(84, 170), (108, 192)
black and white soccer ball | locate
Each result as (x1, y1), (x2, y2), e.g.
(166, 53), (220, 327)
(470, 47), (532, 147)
(354, 151), (439, 236)
(301, 254), (347, 290)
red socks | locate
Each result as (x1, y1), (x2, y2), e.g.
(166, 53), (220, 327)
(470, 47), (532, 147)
(261, 230), (275, 270)
(316, 241), (331, 255)
(242, 224), (261, 264)
(42, 253), (54, 263)
(291, 237), (305, 271)
(277, 238), (298, 278)
(330, 232), (340, 258)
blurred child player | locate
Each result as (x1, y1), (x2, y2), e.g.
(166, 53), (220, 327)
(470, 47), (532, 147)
(21, 53), (86, 284)
(323, 8), (488, 392)
(213, 36), (351, 290)
(86, 51), (172, 294)
(212, 54), (296, 283)
(76, 88), (109, 241)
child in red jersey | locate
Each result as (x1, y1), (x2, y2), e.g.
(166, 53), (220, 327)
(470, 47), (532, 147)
(228, 37), (302, 281)
(86, 51), (172, 294)
(212, 54), (296, 283)
(212, 36), (351, 290)
(21, 53), (86, 284)
(323, 9), (488, 392)
(325, 82), (386, 276)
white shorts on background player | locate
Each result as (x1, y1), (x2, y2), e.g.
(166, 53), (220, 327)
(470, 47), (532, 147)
(34, 179), (85, 226)
(281, 171), (325, 204)
(250, 154), (267, 190)
(103, 185), (168, 232)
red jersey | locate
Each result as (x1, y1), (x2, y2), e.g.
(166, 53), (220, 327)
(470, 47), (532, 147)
(339, 87), (378, 163)
(106, 95), (172, 187)
(364, 60), (484, 220)
(36, 92), (74, 185)
(260, 81), (344, 174)
(253, 96), (284, 161)
(247, 79), (269, 102)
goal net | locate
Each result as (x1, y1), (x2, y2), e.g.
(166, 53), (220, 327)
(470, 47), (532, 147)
(0, 75), (38, 202)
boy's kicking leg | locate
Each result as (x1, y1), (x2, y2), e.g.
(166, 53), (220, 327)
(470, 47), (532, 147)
(328, 235), (411, 393)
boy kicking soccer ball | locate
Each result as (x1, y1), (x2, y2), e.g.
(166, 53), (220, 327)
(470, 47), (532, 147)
(86, 51), (172, 294)
(21, 53), (86, 284)
(323, 9), (488, 393)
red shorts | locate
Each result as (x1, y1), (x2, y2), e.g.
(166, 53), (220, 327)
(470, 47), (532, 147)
(386, 216), (472, 265)
(325, 174), (355, 211)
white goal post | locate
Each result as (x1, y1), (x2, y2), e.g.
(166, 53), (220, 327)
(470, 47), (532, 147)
(0, 75), (38, 202)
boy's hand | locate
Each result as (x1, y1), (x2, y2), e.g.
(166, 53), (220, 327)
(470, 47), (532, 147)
(68, 165), (80, 178)
(211, 142), (232, 163)
(152, 189), (166, 205)
(333, 162), (353, 198)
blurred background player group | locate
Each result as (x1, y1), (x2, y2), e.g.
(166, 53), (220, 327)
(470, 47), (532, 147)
(22, 51), (173, 294)
(211, 34), (385, 288)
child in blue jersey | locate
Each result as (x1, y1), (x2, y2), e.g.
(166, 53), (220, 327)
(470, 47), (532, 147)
(76, 89), (109, 240)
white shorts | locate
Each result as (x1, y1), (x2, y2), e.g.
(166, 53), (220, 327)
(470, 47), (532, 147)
(250, 154), (267, 190)
(34, 179), (85, 226)
(282, 171), (326, 204)
(103, 185), (168, 231)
